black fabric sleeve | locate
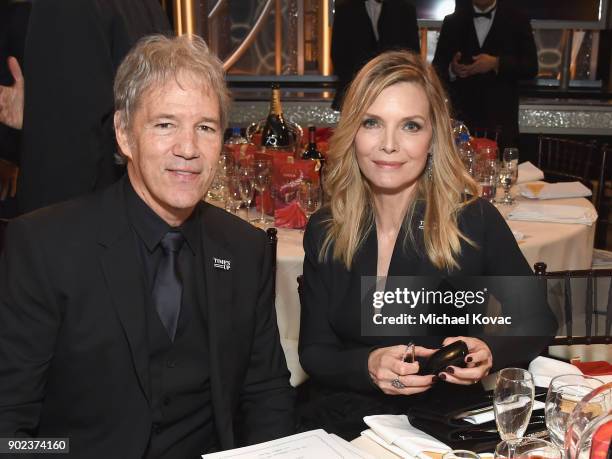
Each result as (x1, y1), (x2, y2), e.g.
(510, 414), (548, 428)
(0, 218), (59, 436)
(236, 230), (296, 445)
(475, 200), (556, 370)
(497, 11), (538, 81)
(298, 214), (379, 393)
(431, 16), (455, 87)
(20, 0), (116, 212)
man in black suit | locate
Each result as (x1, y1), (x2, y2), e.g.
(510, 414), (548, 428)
(331, 0), (420, 110)
(432, 0), (538, 149)
(17, 0), (171, 214)
(0, 34), (294, 457)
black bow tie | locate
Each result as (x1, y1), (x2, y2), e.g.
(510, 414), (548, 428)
(473, 7), (495, 19)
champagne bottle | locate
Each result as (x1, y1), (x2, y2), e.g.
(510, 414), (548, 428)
(261, 83), (294, 149)
(301, 126), (324, 160)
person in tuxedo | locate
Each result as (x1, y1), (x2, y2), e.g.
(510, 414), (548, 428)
(298, 50), (555, 439)
(16, 0), (171, 215)
(432, 0), (538, 149)
(0, 34), (294, 458)
(331, 0), (420, 110)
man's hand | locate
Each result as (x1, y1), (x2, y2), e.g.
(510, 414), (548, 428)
(465, 53), (499, 76)
(0, 57), (24, 130)
(450, 52), (471, 78)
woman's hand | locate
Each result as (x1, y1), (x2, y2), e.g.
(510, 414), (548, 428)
(437, 336), (493, 385)
(368, 345), (437, 395)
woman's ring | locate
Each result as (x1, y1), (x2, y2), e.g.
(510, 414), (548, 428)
(391, 378), (406, 389)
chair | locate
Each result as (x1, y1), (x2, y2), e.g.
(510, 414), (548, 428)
(266, 227), (278, 299)
(594, 144), (611, 249)
(534, 262), (612, 345)
(0, 159), (18, 201)
(536, 136), (596, 191)
(0, 218), (7, 256)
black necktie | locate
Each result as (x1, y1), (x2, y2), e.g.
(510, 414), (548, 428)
(153, 231), (185, 341)
(473, 7), (495, 19)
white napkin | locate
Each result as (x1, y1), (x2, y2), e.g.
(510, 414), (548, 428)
(512, 230), (524, 241)
(520, 182), (592, 200)
(528, 356), (582, 388)
(507, 203), (598, 225)
(517, 161), (545, 184)
(462, 400), (545, 425)
(363, 414), (451, 459)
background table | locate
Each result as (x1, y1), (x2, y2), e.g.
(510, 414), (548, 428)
(273, 196), (597, 386)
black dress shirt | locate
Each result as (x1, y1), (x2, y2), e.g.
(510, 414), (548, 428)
(125, 180), (217, 457)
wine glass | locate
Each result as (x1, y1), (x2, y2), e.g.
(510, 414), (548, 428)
(297, 180), (321, 225)
(545, 374), (604, 449)
(503, 148), (519, 185)
(238, 166), (255, 221)
(225, 175), (243, 215)
(497, 164), (515, 205)
(494, 368), (535, 458)
(252, 159), (271, 226)
(495, 438), (561, 459)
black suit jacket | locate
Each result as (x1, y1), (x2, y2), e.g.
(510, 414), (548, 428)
(0, 0), (30, 165)
(18, 0), (170, 214)
(331, 0), (420, 109)
(432, 2), (538, 148)
(0, 178), (295, 457)
(299, 199), (556, 393)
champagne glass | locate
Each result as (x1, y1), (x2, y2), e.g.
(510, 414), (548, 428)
(495, 438), (561, 459)
(545, 374), (604, 449)
(252, 159), (271, 225)
(494, 368), (535, 458)
(238, 166), (255, 221)
(298, 180), (321, 225)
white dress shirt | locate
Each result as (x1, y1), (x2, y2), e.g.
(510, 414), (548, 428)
(473, 1), (497, 47)
(365, 0), (383, 42)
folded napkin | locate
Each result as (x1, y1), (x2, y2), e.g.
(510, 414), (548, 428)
(517, 161), (545, 184)
(363, 414), (451, 459)
(528, 356), (582, 388)
(571, 359), (612, 377)
(462, 400), (545, 425)
(507, 203), (598, 225)
(520, 181), (592, 200)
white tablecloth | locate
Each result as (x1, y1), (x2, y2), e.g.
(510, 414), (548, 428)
(274, 196), (596, 386)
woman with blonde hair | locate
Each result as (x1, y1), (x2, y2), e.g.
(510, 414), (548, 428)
(298, 50), (555, 437)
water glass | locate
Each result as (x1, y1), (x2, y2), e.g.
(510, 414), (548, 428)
(494, 368), (535, 451)
(476, 159), (499, 203)
(495, 438), (561, 459)
(497, 164), (515, 205)
(545, 374), (604, 449)
(443, 450), (480, 459)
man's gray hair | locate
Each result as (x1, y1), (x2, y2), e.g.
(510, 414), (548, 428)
(114, 34), (230, 132)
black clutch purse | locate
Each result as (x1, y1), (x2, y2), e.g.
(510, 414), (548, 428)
(408, 340), (469, 375)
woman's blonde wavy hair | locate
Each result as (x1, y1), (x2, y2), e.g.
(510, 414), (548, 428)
(320, 50), (479, 271)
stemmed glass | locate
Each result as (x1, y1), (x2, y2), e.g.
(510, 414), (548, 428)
(494, 368), (535, 458)
(298, 180), (321, 226)
(495, 438), (561, 459)
(497, 148), (519, 205)
(238, 166), (255, 221)
(252, 159), (271, 226)
(225, 175), (243, 215)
